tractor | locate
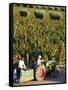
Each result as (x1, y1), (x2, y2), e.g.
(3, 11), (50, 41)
(19, 55), (46, 83)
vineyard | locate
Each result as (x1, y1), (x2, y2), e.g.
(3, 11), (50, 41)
(12, 4), (66, 65)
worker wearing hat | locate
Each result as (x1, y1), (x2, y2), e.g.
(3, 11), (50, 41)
(37, 55), (43, 65)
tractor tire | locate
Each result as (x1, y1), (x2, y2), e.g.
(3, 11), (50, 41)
(34, 64), (46, 81)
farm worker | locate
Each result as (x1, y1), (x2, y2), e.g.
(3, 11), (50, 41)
(37, 55), (43, 65)
(17, 56), (26, 82)
(18, 57), (26, 73)
(13, 68), (17, 82)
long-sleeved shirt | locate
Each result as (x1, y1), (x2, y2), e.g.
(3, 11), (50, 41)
(18, 60), (26, 72)
(37, 59), (42, 65)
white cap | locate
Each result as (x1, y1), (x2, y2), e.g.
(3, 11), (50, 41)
(38, 55), (42, 59)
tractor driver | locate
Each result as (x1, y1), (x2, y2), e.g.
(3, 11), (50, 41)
(37, 55), (43, 65)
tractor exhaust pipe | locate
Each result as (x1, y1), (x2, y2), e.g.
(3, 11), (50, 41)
(26, 53), (29, 68)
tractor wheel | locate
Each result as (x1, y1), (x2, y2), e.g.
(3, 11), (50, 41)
(34, 64), (46, 81)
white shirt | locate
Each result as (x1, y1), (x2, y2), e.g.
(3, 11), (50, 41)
(37, 59), (42, 65)
(18, 60), (26, 70)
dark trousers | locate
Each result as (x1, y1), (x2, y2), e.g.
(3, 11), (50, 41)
(17, 67), (21, 80)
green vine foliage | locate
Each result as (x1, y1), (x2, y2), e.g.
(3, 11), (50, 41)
(13, 4), (66, 65)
